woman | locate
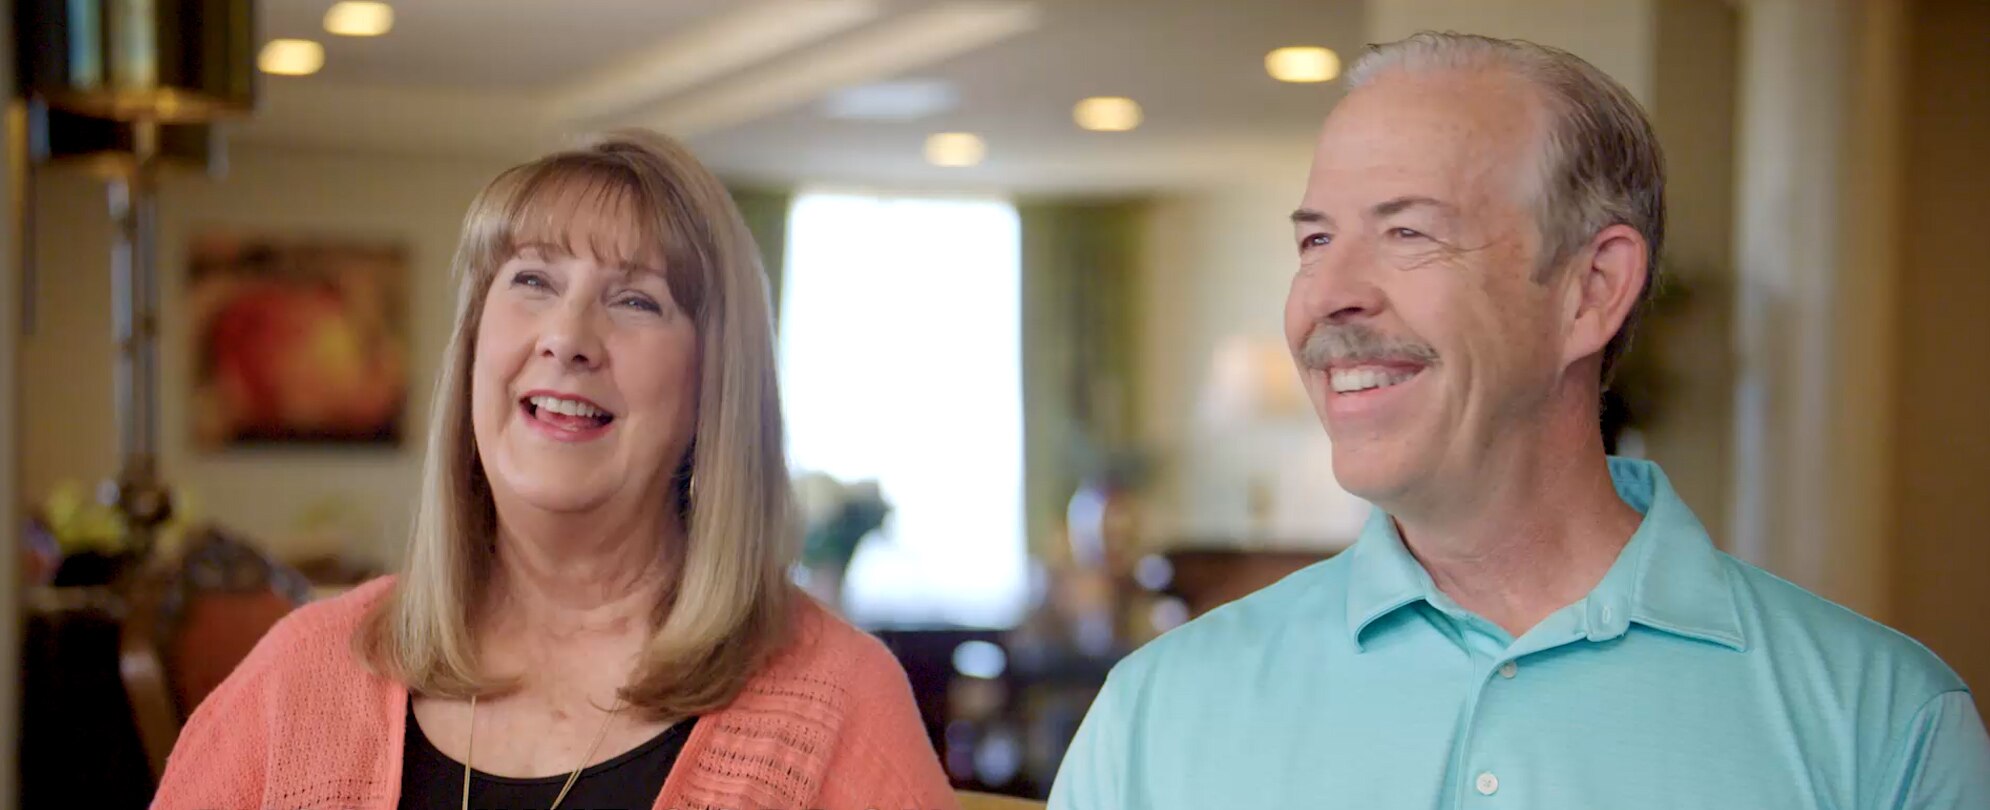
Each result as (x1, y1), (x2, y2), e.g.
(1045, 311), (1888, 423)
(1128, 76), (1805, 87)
(155, 131), (958, 810)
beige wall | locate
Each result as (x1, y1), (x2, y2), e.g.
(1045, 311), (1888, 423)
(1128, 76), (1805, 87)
(22, 145), (507, 565)
(1892, 0), (1990, 695)
(1135, 165), (1373, 549)
(1731, 0), (1907, 620)
(1366, 0), (1658, 102)
(1642, 0), (1739, 546)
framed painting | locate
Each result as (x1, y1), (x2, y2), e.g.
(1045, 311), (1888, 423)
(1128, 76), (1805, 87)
(188, 230), (408, 447)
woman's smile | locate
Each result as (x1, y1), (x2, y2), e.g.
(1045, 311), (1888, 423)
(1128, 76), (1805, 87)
(519, 390), (617, 442)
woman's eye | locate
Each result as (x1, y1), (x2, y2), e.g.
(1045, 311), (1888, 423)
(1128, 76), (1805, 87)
(616, 295), (663, 314)
(1389, 227), (1426, 240)
(510, 270), (551, 289)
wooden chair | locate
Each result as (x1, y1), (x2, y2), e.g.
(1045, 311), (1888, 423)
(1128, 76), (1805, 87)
(120, 527), (314, 780)
(957, 790), (1048, 810)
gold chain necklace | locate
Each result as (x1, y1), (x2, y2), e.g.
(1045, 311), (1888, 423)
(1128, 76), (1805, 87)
(459, 693), (624, 810)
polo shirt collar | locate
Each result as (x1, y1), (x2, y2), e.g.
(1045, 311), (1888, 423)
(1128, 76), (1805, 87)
(1344, 457), (1746, 652)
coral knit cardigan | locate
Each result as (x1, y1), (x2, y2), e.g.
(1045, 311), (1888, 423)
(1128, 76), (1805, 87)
(152, 578), (960, 810)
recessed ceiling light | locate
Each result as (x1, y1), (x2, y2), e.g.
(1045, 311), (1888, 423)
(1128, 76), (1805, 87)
(925, 132), (986, 168)
(325, 1), (394, 37)
(1074, 96), (1142, 132)
(259, 39), (325, 76)
(821, 80), (959, 121)
(1266, 46), (1341, 83)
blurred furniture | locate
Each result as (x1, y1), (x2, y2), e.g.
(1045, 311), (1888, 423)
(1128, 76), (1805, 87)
(959, 789), (1048, 810)
(1159, 545), (1337, 618)
(22, 587), (155, 809)
(120, 529), (314, 778)
(873, 628), (1008, 776)
(20, 529), (329, 805)
(848, 547), (1338, 801)
(874, 623), (1123, 800)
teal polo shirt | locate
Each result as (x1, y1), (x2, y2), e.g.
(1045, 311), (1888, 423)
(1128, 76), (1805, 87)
(1049, 458), (1990, 808)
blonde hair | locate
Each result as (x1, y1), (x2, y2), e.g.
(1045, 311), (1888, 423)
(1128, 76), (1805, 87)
(1348, 32), (1666, 385)
(359, 130), (795, 719)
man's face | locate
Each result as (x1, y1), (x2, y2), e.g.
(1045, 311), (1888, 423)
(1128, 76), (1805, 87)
(1285, 67), (1572, 512)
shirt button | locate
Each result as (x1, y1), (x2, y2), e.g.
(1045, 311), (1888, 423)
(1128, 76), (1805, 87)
(1476, 771), (1500, 795)
(1498, 661), (1518, 679)
(1600, 605), (1615, 623)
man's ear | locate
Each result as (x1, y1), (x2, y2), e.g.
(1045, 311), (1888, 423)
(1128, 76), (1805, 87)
(1561, 223), (1649, 368)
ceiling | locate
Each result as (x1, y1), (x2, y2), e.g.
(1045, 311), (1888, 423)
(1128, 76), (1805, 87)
(242, 0), (1367, 192)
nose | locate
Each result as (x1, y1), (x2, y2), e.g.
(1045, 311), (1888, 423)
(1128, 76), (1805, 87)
(536, 299), (606, 370)
(1294, 241), (1386, 326)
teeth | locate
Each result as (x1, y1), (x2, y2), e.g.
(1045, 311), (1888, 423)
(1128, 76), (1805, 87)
(529, 395), (608, 419)
(1329, 367), (1418, 394)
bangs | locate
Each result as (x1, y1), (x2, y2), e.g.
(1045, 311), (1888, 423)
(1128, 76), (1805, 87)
(370, 129), (790, 721)
(464, 155), (706, 314)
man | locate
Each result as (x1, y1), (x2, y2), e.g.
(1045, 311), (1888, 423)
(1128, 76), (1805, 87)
(1048, 32), (1990, 809)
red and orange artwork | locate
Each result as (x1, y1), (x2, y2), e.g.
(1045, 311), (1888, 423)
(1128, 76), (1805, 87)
(188, 231), (408, 447)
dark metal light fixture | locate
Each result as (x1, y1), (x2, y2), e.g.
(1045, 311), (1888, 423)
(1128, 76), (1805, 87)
(16, 0), (255, 122)
(13, 0), (257, 556)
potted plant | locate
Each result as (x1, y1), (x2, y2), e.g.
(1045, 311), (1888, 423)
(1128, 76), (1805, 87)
(792, 472), (891, 610)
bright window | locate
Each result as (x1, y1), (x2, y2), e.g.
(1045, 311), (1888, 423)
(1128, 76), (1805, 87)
(779, 192), (1026, 628)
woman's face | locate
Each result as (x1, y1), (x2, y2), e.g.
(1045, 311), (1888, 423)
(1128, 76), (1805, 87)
(470, 195), (699, 527)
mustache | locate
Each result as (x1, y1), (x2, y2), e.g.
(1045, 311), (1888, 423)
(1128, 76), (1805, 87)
(1300, 322), (1440, 369)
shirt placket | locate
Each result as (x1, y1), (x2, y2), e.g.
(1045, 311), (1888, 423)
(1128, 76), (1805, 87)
(1438, 604), (1590, 809)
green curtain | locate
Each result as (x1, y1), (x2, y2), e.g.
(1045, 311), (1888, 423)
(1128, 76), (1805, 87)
(1018, 199), (1149, 558)
(728, 186), (792, 319)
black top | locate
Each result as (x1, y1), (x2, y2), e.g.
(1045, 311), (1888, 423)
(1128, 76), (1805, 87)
(397, 699), (697, 810)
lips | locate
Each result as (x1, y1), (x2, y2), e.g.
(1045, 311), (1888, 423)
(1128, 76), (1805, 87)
(519, 390), (615, 438)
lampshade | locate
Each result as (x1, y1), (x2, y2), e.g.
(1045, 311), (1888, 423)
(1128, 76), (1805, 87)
(26, 101), (223, 176)
(15, 0), (256, 123)
(1197, 335), (1308, 429)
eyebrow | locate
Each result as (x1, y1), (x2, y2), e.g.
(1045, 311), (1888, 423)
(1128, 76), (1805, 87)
(1290, 208), (1330, 225)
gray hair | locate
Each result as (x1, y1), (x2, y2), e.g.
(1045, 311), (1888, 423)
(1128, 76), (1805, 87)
(1347, 32), (1666, 386)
